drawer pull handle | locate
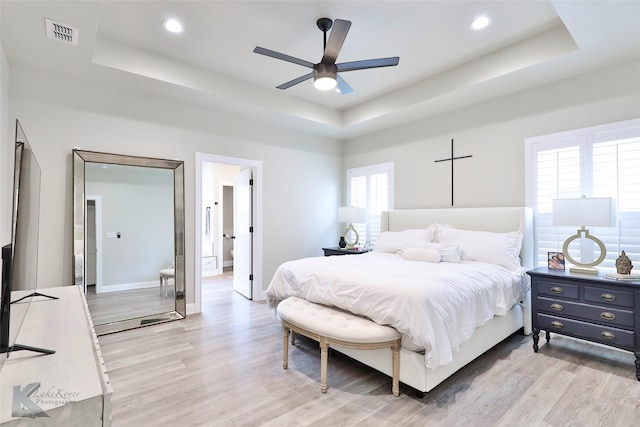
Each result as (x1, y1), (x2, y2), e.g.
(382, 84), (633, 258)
(601, 293), (616, 302)
(600, 312), (616, 321)
(550, 321), (564, 329)
(550, 303), (564, 311)
(601, 331), (616, 340)
(550, 287), (564, 294)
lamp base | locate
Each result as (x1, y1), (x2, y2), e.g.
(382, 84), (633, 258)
(562, 227), (606, 276)
(343, 223), (360, 250)
(569, 266), (599, 275)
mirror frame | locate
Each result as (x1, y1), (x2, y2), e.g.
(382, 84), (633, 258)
(73, 149), (186, 335)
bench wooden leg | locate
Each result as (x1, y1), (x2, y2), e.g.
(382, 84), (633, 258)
(391, 340), (400, 397)
(320, 337), (328, 393)
(282, 326), (289, 369)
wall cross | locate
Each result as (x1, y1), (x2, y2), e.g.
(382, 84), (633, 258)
(434, 139), (472, 206)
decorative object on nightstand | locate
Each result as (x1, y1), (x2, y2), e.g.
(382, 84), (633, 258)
(338, 236), (347, 248)
(547, 251), (565, 270)
(338, 206), (366, 249)
(552, 196), (616, 275)
(616, 250), (633, 274)
(527, 267), (640, 381)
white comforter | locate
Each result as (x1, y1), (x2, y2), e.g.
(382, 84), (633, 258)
(266, 251), (528, 369)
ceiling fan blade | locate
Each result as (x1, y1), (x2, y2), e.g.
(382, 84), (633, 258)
(253, 47), (315, 69)
(276, 72), (314, 90)
(337, 57), (399, 72)
(336, 75), (353, 94)
(321, 19), (351, 65)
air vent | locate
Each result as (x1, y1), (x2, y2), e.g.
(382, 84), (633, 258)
(45, 18), (78, 45)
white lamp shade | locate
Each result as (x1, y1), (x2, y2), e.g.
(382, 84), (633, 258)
(552, 198), (616, 227)
(338, 207), (366, 224)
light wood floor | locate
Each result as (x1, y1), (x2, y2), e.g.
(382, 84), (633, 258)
(86, 285), (175, 325)
(98, 274), (640, 426)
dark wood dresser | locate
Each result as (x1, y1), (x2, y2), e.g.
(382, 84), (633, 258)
(527, 267), (640, 380)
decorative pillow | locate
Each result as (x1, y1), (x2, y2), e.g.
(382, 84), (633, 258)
(401, 247), (441, 263)
(436, 227), (523, 272)
(374, 229), (432, 253)
(405, 242), (461, 263)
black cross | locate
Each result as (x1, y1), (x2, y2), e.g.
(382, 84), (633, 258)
(434, 139), (472, 206)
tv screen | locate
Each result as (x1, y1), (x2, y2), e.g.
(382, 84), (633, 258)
(0, 120), (48, 371)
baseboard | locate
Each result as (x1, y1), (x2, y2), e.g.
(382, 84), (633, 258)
(186, 302), (198, 315)
(97, 280), (158, 293)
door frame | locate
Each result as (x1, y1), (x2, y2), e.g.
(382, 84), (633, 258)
(86, 195), (103, 294)
(194, 153), (264, 313)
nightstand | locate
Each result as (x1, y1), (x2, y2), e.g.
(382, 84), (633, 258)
(322, 247), (370, 257)
(527, 267), (640, 381)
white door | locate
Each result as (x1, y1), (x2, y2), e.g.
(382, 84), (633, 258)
(86, 201), (97, 287)
(233, 168), (253, 299)
(86, 195), (103, 294)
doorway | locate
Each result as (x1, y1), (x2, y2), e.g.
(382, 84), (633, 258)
(195, 153), (263, 313)
(86, 195), (102, 294)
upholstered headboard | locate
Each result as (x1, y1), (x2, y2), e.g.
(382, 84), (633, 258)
(380, 207), (534, 269)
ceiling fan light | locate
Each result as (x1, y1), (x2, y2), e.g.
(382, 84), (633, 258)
(314, 76), (337, 91)
(313, 63), (338, 91)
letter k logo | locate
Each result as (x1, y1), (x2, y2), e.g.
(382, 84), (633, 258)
(12, 382), (49, 418)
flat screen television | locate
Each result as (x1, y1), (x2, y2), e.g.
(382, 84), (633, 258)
(0, 120), (54, 372)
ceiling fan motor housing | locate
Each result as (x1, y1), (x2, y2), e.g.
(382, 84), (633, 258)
(314, 63), (337, 79)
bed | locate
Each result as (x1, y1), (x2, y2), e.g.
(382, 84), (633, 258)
(267, 207), (533, 394)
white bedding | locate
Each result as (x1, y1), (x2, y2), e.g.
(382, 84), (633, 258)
(267, 251), (528, 369)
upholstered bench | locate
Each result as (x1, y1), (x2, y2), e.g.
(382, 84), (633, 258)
(276, 296), (401, 396)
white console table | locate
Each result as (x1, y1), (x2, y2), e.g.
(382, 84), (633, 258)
(0, 286), (112, 426)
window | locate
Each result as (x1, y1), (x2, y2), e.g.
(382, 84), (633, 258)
(525, 119), (640, 269)
(346, 162), (394, 247)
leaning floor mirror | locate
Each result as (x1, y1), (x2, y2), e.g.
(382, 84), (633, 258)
(73, 149), (186, 335)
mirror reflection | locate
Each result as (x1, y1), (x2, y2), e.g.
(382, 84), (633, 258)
(73, 150), (185, 335)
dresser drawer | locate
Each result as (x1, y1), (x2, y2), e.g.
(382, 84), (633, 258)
(536, 279), (579, 300)
(584, 286), (634, 308)
(538, 313), (635, 350)
(537, 296), (634, 328)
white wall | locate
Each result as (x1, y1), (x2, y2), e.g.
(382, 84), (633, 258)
(7, 67), (342, 303)
(344, 60), (640, 209)
(86, 166), (174, 288)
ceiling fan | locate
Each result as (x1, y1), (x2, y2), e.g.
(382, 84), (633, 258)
(253, 18), (399, 94)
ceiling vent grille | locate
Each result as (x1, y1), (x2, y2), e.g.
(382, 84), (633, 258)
(45, 18), (78, 45)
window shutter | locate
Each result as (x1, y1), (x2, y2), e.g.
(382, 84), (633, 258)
(528, 120), (640, 270)
(347, 162), (394, 247)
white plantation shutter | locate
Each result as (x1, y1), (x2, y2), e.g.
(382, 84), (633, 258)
(527, 119), (640, 269)
(347, 162), (394, 247)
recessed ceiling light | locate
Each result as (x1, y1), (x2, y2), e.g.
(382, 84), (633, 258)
(470, 16), (492, 31)
(162, 19), (184, 34)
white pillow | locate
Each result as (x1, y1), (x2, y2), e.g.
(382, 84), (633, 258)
(437, 227), (523, 272)
(402, 247), (441, 263)
(374, 229), (432, 253)
(425, 222), (452, 242)
(405, 242), (461, 263)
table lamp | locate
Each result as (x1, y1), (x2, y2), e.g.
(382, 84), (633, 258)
(338, 207), (367, 249)
(552, 197), (616, 274)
